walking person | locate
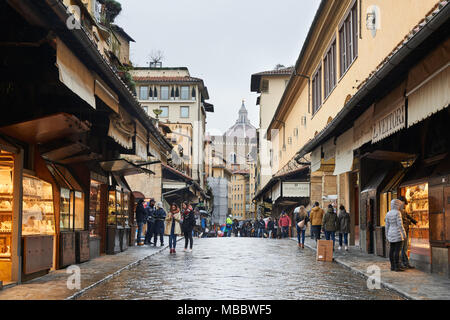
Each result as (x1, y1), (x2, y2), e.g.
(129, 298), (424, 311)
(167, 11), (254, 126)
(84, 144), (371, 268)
(258, 217), (265, 238)
(310, 202), (324, 242)
(322, 204), (338, 249)
(226, 215), (233, 237)
(165, 203), (182, 254)
(267, 217), (275, 239)
(144, 199), (156, 245)
(398, 197), (417, 269)
(385, 199), (407, 272)
(182, 201), (195, 252)
(135, 199), (147, 246)
(278, 211), (291, 238)
(294, 206), (309, 248)
(337, 205), (351, 251)
(153, 202), (166, 247)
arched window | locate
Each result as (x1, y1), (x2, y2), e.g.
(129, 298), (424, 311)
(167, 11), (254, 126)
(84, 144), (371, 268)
(229, 152), (237, 164)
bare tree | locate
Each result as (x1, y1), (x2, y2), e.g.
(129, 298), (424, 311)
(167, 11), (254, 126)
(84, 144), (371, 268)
(149, 50), (164, 66)
(274, 64), (285, 70)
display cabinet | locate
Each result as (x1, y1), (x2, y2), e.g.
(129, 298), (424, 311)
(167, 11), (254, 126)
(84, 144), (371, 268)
(402, 183), (430, 258)
(0, 163), (13, 267)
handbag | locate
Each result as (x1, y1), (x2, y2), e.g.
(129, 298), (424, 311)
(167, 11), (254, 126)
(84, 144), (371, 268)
(297, 219), (305, 229)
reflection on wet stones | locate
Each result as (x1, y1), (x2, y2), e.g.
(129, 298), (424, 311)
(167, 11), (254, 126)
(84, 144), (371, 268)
(79, 238), (404, 300)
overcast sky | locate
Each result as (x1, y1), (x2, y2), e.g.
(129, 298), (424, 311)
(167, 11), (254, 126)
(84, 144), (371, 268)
(116, 0), (320, 134)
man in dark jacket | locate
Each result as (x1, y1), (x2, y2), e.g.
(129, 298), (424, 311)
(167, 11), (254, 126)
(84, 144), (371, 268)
(135, 199), (147, 245)
(144, 199), (156, 245)
(153, 201), (166, 247)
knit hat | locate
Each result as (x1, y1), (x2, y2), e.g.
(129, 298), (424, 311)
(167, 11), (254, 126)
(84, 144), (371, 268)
(156, 202), (163, 208)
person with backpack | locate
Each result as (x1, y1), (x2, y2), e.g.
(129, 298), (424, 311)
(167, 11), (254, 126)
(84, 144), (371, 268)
(165, 203), (182, 254)
(337, 205), (351, 251)
(322, 204), (338, 249)
(182, 201), (195, 252)
(294, 206), (309, 248)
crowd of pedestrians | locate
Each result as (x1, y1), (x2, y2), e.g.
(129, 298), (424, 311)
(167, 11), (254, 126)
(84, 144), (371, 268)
(135, 199), (209, 254)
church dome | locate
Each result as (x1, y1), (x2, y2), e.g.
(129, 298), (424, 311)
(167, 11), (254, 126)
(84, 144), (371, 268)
(224, 101), (257, 139)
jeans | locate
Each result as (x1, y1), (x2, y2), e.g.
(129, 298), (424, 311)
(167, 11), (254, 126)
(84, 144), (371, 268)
(296, 226), (306, 244)
(281, 226), (289, 238)
(311, 225), (321, 241)
(169, 234), (177, 249)
(184, 231), (193, 249)
(338, 233), (349, 247)
(144, 221), (154, 244)
(400, 235), (410, 266)
(389, 241), (403, 269)
(324, 231), (336, 247)
(257, 228), (264, 238)
(136, 222), (144, 243)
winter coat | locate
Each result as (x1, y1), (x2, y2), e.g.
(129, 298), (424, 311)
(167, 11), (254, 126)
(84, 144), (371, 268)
(267, 220), (275, 231)
(385, 199), (406, 243)
(135, 202), (147, 224)
(153, 208), (166, 234)
(278, 215), (291, 227)
(337, 209), (351, 233)
(181, 209), (195, 233)
(164, 210), (182, 236)
(146, 206), (156, 223)
(310, 206), (325, 226)
(322, 209), (338, 232)
(258, 220), (266, 230)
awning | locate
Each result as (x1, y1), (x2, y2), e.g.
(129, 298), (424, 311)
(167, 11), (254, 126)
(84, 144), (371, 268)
(0, 113), (90, 144)
(407, 64), (449, 127)
(333, 128), (354, 176)
(135, 121), (148, 161)
(56, 38), (96, 109)
(132, 191), (145, 199)
(95, 76), (119, 114)
(272, 181), (281, 202)
(99, 159), (155, 176)
(112, 174), (131, 192)
(108, 108), (135, 150)
(310, 147), (322, 173)
(322, 138), (336, 162)
(353, 104), (374, 150)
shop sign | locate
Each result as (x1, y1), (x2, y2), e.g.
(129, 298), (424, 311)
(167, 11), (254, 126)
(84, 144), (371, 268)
(282, 182), (310, 198)
(372, 103), (405, 144)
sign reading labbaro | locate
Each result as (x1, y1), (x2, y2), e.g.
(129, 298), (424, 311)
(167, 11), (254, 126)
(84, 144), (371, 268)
(372, 103), (405, 143)
(282, 182), (310, 198)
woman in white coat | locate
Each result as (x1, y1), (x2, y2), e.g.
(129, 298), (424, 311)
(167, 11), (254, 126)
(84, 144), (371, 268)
(385, 199), (407, 272)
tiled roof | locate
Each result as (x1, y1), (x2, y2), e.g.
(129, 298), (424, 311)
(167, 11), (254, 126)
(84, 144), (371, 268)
(133, 76), (203, 83)
(252, 66), (294, 76)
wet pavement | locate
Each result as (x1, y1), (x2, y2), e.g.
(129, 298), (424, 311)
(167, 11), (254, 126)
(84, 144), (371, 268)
(79, 238), (403, 300)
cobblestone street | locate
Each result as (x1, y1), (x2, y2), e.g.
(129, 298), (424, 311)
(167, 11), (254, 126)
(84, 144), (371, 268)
(78, 238), (403, 300)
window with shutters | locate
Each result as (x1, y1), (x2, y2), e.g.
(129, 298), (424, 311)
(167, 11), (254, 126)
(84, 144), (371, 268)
(261, 79), (269, 93)
(160, 86), (169, 100)
(312, 64), (322, 114)
(339, 1), (358, 77)
(324, 39), (336, 98)
(139, 86), (148, 100)
(181, 86), (190, 100)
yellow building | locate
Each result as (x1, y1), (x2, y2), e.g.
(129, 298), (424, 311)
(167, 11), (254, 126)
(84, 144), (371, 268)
(264, 0), (449, 277)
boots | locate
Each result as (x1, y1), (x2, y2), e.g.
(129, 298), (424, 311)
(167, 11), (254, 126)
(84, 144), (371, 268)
(301, 243), (304, 249)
